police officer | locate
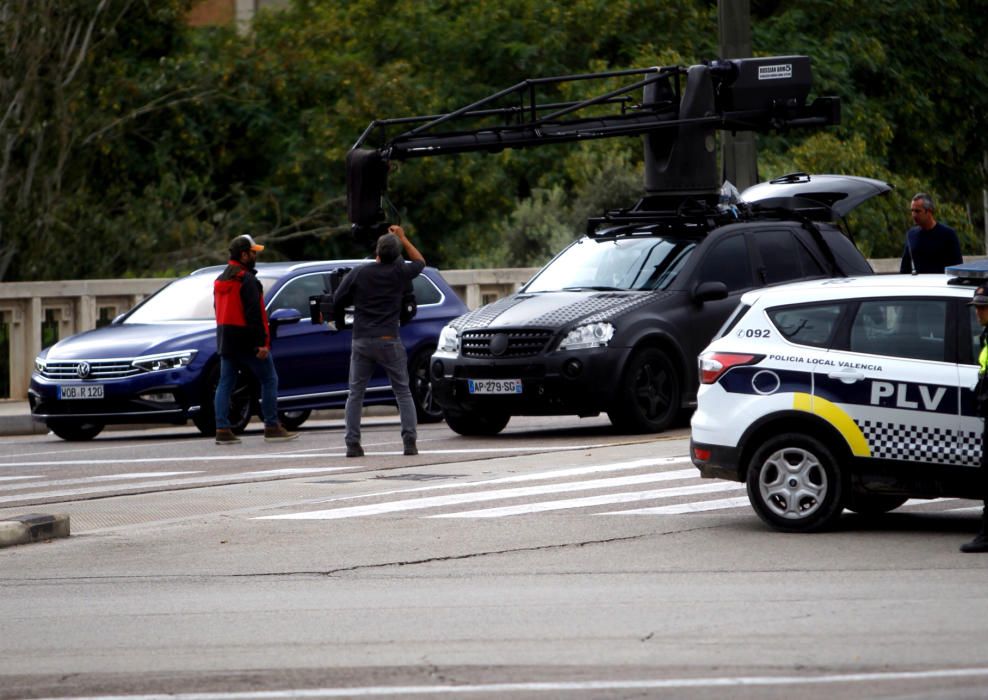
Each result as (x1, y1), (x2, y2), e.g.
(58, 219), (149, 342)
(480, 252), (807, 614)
(963, 285), (988, 552)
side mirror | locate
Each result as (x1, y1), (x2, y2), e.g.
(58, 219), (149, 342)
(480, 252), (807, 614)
(692, 280), (728, 304)
(268, 307), (303, 338)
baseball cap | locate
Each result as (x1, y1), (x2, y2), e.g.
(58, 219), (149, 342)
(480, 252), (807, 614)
(969, 286), (988, 306)
(229, 234), (264, 257)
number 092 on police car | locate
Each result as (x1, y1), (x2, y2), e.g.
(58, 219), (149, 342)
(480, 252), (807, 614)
(467, 379), (522, 395)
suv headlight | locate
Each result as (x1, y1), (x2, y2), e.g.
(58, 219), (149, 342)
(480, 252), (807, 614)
(437, 325), (461, 354)
(132, 350), (197, 373)
(558, 322), (615, 350)
(34, 356), (47, 373)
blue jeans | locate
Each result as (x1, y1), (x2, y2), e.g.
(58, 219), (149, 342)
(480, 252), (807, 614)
(345, 337), (416, 446)
(215, 352), (279, 429)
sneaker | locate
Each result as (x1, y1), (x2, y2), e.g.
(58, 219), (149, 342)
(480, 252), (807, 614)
(403, 438), (418, 456)
(346, 443), (364, 458)
(960, 531), (988, 553)
(264, 424), (299, 442)
(215, 429), (241, 445)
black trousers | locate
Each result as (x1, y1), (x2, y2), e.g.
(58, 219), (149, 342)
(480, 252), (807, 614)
(981, 420), (988, 510)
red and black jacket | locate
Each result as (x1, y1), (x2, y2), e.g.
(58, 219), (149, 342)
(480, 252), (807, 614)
(214, 260), (270, 356)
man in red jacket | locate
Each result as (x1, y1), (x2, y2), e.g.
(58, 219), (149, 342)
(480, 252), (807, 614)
(213, 235), (298, 445)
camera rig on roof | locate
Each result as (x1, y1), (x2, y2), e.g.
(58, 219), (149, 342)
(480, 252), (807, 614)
(346, 55), (840, 240)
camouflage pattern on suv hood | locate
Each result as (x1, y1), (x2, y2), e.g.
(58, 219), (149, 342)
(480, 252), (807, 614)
(450, 290), (671, 331)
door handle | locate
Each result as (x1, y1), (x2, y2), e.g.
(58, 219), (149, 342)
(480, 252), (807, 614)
(827, 369), (865, 384)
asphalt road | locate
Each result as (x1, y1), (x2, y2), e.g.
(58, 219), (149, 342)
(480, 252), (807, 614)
(1, 415), (988, 700)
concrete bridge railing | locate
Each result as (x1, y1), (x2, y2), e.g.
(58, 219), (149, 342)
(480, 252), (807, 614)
(0, 258), (945, 399)
(0, 268), (539, 400)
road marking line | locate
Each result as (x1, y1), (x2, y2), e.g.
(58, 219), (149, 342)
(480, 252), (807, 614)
(242, 468), (354, 477)
(30, 667), (988, 699)
(0, 475), (42, 482)
(0, 471), (203, 491)
(0, 443), (615, 469)
(606, 495), (752, 515)
(431, 482), (745, 518)
(258, 468), (705, 520)
(0, 468), (350, 504)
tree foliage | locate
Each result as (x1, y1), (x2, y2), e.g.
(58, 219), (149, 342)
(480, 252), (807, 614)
(0, 0), (984, 280)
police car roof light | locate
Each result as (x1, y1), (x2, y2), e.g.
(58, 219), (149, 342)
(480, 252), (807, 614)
(946, 261), (988, 285)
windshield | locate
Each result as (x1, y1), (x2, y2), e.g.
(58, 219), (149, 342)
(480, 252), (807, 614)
(524, 236), (696, 293)
(124, 274), (218, 323)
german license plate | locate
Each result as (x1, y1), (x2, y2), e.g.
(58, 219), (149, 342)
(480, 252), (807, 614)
(58, 384), (104, 399)
(467, 379), (522, 394)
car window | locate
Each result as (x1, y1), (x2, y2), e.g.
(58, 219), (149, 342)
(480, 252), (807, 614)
(968, 306), (982, 364)
(267, 273), (330, 314)
(849, 299), (947, 362)
(751, 229), (827, 286)
(524, 235), (696, 292)
(767, 303), (843, 347)
(124, 274), (216, 323)
(695, 234), (752, 293)
(413, 275), (443, 305)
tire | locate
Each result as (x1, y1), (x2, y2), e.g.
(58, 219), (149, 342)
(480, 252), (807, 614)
(278, 409), (311, 431)
(409, 346), (443, 424)
(745, 433), (844, 533)
(192, 363), (254, 436)
(47, 419), (104, 441)
(607, 348), (681, 433)
(444, 409), (510, 436)
(845, 493), (908, 516)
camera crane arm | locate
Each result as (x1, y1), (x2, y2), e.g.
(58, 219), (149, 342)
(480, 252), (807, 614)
(347, 56), (840, 234)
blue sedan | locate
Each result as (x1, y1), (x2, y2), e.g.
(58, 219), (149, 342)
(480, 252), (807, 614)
(28, 261), (468, 440)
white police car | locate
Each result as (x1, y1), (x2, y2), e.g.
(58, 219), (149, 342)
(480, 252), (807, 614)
(690, 268), (985, 532)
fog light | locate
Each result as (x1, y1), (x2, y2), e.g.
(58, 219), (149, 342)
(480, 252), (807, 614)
(562, 358), (583, 378)
(431, 360), (445, 379)
(140, 391), (176, 404)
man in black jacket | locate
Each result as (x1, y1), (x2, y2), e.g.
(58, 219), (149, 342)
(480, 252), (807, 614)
(213, 234), (298, 445)
(333, 225), (425, 457)
(899, 193), (962, 274)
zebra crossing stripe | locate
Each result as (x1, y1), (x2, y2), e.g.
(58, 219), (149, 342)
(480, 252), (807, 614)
(607, 495), (751, 515)
(258, 468), (703, 520)
(430, 482), (745, 518)
(309, 456), (693, 504)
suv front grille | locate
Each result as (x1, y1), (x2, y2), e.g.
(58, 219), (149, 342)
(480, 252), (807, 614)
(40, 360), (140, 380)
(461, 330), (553, 359)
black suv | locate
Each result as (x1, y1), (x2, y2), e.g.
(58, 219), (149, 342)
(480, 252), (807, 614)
(430, 174), (887, 435)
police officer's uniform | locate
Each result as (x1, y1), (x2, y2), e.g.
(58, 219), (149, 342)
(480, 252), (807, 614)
(963, 285), (988, 552)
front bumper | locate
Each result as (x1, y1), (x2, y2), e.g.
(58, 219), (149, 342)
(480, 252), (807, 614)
(430, 345), (631, 416)
(29, 370), (203, 426)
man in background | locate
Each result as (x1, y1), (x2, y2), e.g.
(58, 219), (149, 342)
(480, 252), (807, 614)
(899, 193), (962, 274)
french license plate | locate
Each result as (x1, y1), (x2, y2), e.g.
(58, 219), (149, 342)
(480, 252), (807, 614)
(467, 379), (522, 395)
(58, 384), (104, 399)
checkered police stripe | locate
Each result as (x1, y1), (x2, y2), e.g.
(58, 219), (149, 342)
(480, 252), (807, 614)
(855, 420), (981, 467)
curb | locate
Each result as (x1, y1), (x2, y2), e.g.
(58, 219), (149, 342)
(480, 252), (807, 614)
(0, 513), (71, 549)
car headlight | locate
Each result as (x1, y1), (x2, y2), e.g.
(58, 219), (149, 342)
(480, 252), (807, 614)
(34, 356), (47, 373)
(558, 322), (615, 350)
(132, 350), (197, 372)
(437, 324), (461, 353)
